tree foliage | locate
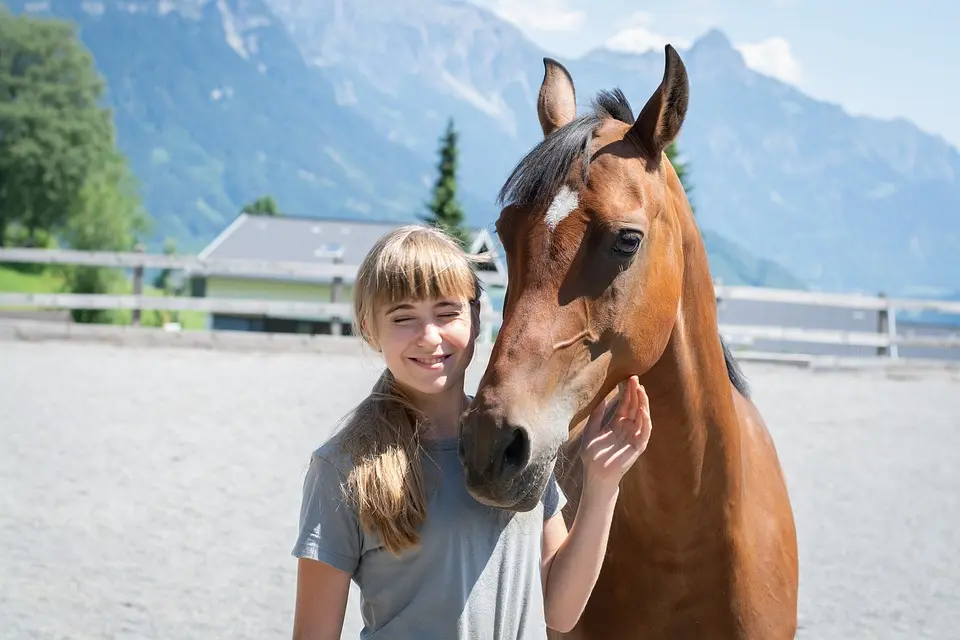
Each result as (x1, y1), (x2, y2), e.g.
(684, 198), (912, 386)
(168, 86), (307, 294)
(0, 8), (116, 246)
(0, 9), (152, 323)
(666, 141), (695, 215)
(58, 152), (150, 323)
(242, 195), (281, 216)
(422, 118), (471, 249)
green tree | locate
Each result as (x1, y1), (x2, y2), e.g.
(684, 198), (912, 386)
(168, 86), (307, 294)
(242, 195), (281, 216)
(151, 237), (181, 327)
(422, 118), (470, 249)
(0, 9), (115, 246)
(665, 141), (695, 215)
(152, 237), (179, 292)
(58, 152), (151, 324)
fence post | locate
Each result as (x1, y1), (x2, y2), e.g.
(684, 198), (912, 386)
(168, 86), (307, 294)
(876, 293), (899, 359)
(131, 243), (145, 327)
(887, 301), (899, 360)
(478, 291), (495, 346)
(330, 254), (343, 336)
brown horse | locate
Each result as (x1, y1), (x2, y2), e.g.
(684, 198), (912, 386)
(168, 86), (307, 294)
(458, 45), (799, 638)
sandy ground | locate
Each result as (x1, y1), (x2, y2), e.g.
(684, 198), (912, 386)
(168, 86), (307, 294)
(1, 340), (958, 639)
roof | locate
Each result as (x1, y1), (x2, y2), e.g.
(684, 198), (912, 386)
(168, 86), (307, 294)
(194, 213), (507, 285)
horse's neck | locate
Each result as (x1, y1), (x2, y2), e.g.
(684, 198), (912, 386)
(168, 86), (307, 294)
(629, 229), (745, 530)
(635, 328), (742, 503)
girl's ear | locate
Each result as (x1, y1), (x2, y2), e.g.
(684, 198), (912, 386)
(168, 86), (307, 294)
(361, 318), (381, 352)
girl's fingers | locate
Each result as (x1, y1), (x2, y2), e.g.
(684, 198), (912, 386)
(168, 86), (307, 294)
(639, 386), (652, 437)
(619, 379), (632, 424)
(637, 383), (650, 420)
(628, 377), (640, 424)
(614, 381), (633, 432)
(586, 377), (652, 459)
(635, 416), (652, 450)
(583, 378), (651, 476)
(633, 422), (650, 447)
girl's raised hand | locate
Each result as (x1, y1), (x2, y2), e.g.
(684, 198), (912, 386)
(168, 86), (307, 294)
(579, 375), (653, 494)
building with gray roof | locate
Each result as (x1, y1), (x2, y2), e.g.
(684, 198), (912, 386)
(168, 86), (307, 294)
(190, 213), (506, 335)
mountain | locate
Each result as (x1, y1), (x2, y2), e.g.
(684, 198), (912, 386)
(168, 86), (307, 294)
(7, 0), (958, 296)
(263, 0), (546, 216)
(3, 0), (493, 251)
(265, 0), (960, 296)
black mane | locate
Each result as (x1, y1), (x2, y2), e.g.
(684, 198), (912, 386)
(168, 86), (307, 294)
(497, 89), (635, 208)
(496, 87), (750, 399)
(721, 336), (750, 398)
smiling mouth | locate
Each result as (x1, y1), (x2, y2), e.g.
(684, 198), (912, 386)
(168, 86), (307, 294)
(409, 354), (452, 367)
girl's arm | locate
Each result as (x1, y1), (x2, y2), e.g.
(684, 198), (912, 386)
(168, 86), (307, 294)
(292, 557), (351, 640)
(291, 452), (363, 639)
(540, 376), (652, 633)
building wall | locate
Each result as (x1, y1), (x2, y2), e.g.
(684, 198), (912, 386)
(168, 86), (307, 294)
(201, 275), (505, 337)
(205, 276), (354, 320)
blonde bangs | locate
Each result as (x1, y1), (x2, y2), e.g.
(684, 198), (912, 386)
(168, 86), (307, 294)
(355, 225), (483, 340)
(371, 237), (479, 308)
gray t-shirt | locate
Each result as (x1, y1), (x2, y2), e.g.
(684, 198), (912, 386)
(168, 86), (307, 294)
(292, 435), (567, 639)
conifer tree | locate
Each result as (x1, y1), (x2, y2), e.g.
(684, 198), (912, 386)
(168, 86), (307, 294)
(666, 141), (695, 215)
(422, 118), (470, 249)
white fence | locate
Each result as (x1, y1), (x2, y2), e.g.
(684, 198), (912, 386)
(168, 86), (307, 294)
(2, 247), (959, 360)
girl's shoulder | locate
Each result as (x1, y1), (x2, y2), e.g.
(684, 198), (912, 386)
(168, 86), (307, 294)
(308, 432), (356, 479)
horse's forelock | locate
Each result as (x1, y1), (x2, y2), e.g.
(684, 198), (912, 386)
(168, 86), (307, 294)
(497, 88), (635, 212)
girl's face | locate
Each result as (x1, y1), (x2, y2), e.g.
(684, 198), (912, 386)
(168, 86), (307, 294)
(373, 295), (478, 398)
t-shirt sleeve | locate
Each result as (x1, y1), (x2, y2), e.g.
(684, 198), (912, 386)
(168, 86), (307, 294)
(541, 470), (568, 521)
(291, 452), (362, 575)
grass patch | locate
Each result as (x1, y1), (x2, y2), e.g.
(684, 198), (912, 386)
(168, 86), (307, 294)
(0, 265), (208, 330)
(0, 265), (66, 293)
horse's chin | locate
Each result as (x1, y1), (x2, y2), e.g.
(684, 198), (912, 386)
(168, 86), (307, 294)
(466, 454), (556, 513)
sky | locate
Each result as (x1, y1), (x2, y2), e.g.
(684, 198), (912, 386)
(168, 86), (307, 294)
(468, 0), (960, 149)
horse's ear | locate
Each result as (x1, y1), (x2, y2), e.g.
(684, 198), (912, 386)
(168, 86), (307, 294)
(627, 44), (689, 165)
(537, 57), (576, 137)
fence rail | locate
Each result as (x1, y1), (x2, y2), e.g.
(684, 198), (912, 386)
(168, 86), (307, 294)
(719, 323), (960, 350)
(0, 247), (507, 286)
(714, 284), (960, 315)
(0, 292), (353, 318)
(2, 293), (956, 352)
(3, 247), (958, 360)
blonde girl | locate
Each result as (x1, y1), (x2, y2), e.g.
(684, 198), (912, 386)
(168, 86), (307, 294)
(291, 224), (652, 639)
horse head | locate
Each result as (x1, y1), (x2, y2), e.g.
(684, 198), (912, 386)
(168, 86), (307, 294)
(459, 45), (695, 511)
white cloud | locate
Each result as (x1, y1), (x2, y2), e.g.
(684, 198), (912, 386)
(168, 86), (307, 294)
(605, 13), (803, 87)
(605, 12), (690, 53)
(736, 37), (803, 85)
(606, 27), (691, 53)
(486, 0), (584, 32)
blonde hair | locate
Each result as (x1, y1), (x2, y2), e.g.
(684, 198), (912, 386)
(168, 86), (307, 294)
(338, 224), (486, 554)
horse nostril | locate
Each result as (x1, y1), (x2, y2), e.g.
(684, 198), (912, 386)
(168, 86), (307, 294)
(503, 428), (528, 470)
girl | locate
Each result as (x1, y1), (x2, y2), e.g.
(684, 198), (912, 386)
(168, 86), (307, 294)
(291, 224), (653, 639)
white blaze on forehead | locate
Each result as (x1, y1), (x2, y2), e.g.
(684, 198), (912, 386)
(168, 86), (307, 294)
(544, 185), (579, 231)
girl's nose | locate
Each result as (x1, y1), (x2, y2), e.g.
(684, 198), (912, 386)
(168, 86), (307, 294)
(420, 322), (442, 346)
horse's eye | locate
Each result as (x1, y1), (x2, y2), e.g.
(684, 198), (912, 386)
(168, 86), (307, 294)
(612, 231), (643, 257)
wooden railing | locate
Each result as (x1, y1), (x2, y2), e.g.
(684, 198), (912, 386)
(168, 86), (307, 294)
(2, 247), (958, 359)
